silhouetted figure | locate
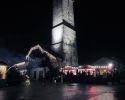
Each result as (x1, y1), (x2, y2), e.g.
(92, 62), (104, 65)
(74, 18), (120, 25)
(24, 74), (30, 86)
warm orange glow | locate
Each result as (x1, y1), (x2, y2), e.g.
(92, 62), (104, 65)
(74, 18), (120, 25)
(0, 65), (7, 79)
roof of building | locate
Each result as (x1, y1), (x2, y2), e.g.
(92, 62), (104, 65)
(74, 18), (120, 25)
(93, 57), (117, 66)
(30, 44), (63, 60)
(0, 61), (8, 65)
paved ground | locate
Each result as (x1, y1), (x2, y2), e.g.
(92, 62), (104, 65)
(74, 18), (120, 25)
(0, 82), (125, 100)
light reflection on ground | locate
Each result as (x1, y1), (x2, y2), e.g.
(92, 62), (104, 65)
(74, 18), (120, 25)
(62, 83), (82, 99)
(61, 84), (119, 100)
(88, 86), (115, 100)
(0, 83), (125, 100)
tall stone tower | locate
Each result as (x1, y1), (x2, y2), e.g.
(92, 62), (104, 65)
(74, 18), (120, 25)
(52, 0), (78, 67)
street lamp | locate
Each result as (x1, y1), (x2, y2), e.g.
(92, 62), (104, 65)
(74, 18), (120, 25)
(108, 63), (113, 74)
(108, 63), (113, 67)
(108, 63), (113, 70)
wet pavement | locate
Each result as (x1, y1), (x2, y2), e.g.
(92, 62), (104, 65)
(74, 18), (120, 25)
(0, 82), (125, 100)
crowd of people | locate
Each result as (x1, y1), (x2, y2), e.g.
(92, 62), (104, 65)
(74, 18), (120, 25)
(56, 69), (122, 84)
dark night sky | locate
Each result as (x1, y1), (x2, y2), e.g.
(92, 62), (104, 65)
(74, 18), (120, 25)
(0, 1), (125, 64)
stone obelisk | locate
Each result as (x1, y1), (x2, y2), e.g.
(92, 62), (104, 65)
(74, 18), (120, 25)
(52, 0), (78, 67)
